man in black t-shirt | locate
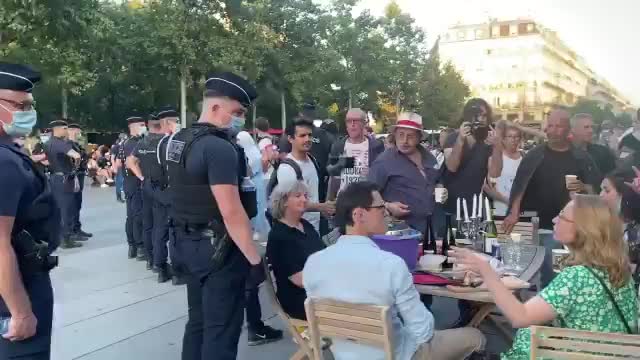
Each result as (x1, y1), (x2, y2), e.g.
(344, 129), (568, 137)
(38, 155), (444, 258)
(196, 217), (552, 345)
(570, 113), (616, 180)
(443, 98), (504, 215)
(504, 109), (600, 232)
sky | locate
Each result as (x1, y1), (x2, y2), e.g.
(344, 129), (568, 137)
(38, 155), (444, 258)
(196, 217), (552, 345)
(353, 0), (639, 106)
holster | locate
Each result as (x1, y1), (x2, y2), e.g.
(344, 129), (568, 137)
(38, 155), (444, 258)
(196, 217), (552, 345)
(12, 230), (58, 278)
(202, 220), (233, 271)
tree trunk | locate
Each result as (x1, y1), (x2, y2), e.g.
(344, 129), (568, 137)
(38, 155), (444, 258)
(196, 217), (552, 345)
(395, 92), (401, 116)
(180, 71), (187, 129)
(252, 103), (257, 138)
(61, 87), (68, 119)
(348, 90), (352, 109)
(280, 92), (286, 130)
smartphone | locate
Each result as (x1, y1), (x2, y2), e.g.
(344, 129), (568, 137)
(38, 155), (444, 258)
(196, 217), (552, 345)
(0, 317), (10, 335)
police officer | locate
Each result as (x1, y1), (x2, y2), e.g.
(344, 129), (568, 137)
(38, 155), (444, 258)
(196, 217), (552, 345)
(111, 133), (127, 203)
(156, 108), (187, 285)
(117, 116), (147, 259)
(126, 113), (171, 276)
(164, 72), (263, 360)
(44, 120), (84, 249)
(31, 129), (50, 176)
(0, 62), (60, 360)
(67, 124), (92, 239)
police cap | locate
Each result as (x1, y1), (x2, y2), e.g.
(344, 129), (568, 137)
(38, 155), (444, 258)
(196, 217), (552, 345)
(204, 72), (257, 108)
(147, 113), (159, 122)
(49, 120), (68, 128)
(126, 114), (145, 125)
(68, 124), (82, 130)
(0, 62), (41, 93)
(156, 106), (179, 120)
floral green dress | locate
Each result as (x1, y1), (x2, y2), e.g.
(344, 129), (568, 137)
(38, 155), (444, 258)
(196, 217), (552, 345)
(502, 265), (638, 360)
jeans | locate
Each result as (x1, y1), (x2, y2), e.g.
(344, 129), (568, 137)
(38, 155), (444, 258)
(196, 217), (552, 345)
(0, 273), (53, 360)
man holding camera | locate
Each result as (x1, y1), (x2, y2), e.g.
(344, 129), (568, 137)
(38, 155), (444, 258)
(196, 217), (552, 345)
(443, 98), (503, 216)
(0, 62), (59, 360)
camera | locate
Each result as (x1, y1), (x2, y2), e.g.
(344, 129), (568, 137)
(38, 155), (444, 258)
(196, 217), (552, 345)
(469, 104), (485, 130)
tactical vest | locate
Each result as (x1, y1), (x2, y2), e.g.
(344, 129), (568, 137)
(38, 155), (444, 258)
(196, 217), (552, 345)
(71, 141), (88, 172)
(118, 137), (140, 177)
(0, 143), (61, 252)
(136, 133), (165, 185)
(44, 137), (74, 174)
(165, 123), (257, 225)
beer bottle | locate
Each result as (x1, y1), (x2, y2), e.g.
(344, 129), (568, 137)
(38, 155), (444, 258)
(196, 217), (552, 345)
(423, 216), (436, 254)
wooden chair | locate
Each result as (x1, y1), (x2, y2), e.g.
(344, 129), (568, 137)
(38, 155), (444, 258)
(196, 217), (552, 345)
(494, 216), (540, 245)
(304, 298), (394, 360)
(530, 326), (640, 359)
(262, 257), (314, 360)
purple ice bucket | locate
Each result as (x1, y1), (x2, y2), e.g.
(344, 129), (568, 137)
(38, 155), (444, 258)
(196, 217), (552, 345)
(371, 224), (422, 271)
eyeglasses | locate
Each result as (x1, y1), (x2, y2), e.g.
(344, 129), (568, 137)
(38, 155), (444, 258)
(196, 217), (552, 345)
(0, 98), (35, 111)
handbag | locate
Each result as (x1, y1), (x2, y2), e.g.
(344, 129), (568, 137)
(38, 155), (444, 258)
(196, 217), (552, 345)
(585, 267), (634, 334)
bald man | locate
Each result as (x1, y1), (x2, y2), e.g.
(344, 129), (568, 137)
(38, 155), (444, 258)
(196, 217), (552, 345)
(326, 108), (384, 196)
(503, 109), (601, 233)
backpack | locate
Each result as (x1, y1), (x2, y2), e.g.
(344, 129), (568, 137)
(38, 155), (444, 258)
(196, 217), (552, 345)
(267, 154), (320, 197)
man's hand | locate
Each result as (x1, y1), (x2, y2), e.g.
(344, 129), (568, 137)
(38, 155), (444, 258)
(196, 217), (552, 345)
(501, 212), (518, 234)
(458, 122), (471, 142)
(386, 202), (410, 218)
(625, 166), (640, 194)
(318, 201), (336, 217)
(485, 125), (503, 146)
(566, 179), (585, 193)
(3, 312), (37, 342)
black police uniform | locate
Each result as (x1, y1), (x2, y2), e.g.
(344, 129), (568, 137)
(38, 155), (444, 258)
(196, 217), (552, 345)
(69, 135), (89, 237)
(120, 132), (144, 258)
(44, 128), (79, 244)
(31, 142), (48, 177)
(166, 122), (257, 360)
(0, 63), (60, 360)
(134, 131), (168, 272)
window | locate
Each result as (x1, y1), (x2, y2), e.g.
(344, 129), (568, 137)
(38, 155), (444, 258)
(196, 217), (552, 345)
(527, 23), (535, 32)
(475, 29), (484, 39)
(500, 25), (509, 36)
(518, 23), (528, 34)
(494, 97), (501, 107)
(486, 49), (492, 55)
(524, 112), (535, 122)
(507, 113), (519, 121)
(492, 26), (500, 37)
(457, 31), (465, 40)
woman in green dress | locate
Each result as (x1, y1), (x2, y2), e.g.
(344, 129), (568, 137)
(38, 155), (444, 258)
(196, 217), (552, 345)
(451, 195), (638, 359)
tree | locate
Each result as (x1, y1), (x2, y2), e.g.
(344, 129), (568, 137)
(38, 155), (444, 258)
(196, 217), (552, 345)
(417, 39), (470, 129)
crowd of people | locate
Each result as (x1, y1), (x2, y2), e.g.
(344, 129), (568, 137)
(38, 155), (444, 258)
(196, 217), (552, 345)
(1, 60), (640, 360)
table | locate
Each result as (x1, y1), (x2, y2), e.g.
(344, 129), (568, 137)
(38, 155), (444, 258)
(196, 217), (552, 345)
(415, 244), (545, 341)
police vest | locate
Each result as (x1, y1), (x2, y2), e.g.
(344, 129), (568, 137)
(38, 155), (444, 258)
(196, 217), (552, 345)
(119, 137), (140, 178)
(136, 133), (165, 185)
(165, 123), (257, 225)
(44, 137), (74, 174)
(0, 143), (61, 251)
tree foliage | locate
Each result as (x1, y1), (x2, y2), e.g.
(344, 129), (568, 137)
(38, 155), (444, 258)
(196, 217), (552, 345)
(0, 0), (470, 133)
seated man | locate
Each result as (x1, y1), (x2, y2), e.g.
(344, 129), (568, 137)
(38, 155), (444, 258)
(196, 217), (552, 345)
(303, 181), (485, 360)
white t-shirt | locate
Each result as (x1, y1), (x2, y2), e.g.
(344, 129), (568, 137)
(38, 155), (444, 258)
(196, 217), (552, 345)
(275, 153), (320, 232)
(494, 153), (522, 216)
(339, 139), (369, 192)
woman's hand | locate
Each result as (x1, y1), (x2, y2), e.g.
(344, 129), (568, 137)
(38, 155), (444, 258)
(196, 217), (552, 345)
(449, 247), (495, 278)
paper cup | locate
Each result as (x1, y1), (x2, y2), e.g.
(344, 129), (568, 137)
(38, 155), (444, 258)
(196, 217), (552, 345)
(435, 188), (446, 203)
(565, 175), (577, 188)
(511, 233), (522, 243)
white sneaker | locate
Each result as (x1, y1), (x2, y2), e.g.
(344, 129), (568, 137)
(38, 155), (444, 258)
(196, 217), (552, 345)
(101, 184), (108, 188)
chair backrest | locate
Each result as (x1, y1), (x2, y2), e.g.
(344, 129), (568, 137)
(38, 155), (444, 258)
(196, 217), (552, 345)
(530, 326), (640, 359)
(262, 257), (314, 357)
(494, 216), (540, 245)
(304, 298), (394, 360)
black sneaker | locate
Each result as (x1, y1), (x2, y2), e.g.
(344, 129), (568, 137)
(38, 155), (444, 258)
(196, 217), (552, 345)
(136, 247), (147, 261)
(128, 245), (137, 259)
(77, 229), (93, 238)
(248, 326), (283, 346)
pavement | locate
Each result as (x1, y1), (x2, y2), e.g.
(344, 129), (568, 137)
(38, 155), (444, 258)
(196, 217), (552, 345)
(50, 185), (511, 360)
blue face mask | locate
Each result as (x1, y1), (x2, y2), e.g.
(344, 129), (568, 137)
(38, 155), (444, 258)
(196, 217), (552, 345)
(0, 104), (37, 137)
(230, 116), (245, 131)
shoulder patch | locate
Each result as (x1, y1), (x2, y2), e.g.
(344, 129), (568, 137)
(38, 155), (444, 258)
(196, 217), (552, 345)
(167, 139), (185, 163)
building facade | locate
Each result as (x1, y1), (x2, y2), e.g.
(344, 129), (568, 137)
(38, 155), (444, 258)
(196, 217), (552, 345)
(440, 19), (631, 126)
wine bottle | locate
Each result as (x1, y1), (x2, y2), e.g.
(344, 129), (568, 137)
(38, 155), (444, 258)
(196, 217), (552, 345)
(442, 214), (454, 268)
(484, 214), (498, 254)
(423, 216), (436, 254)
